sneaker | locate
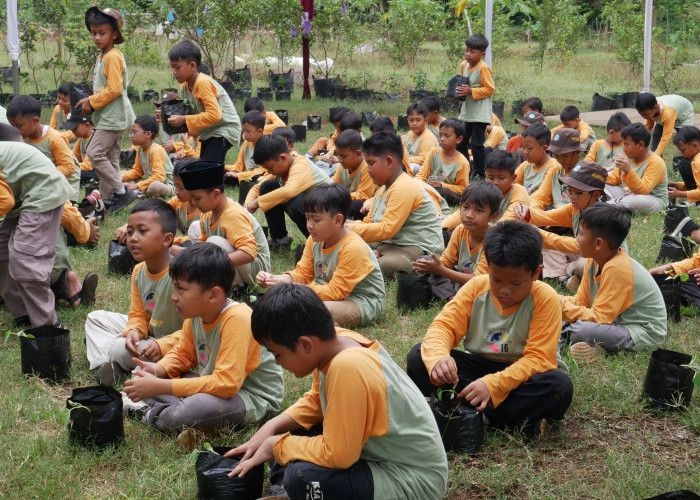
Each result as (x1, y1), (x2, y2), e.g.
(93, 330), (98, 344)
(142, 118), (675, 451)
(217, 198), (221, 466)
(95, 362), (129, 386)
(122, 392), (149, 420)
(93, 194), (106, 222)
(664, 206), (691, 237)
(105, 189), (137, 213)
(570, 342), (606, 363)
(267, 235), (293, 250)
(565, 275), (581, 292)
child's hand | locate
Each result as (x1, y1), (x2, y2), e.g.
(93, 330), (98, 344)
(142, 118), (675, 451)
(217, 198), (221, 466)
(668, 182), (678, 189)
(648, 264), (673, 275)
(75, 98), (93, 114)
(245, 200), (259, 213)
(668, 187), (684, 200)
(124, 181), (139, 191)
(225, 171), (239, 179)
(614, 155), (630, 173)
(459, 379), (491, 411)
(167, 114), (186, 127)
(428, 180), (442, 188)
(319, 152), (331, 162)
(257, 272), (291, 288)
(162, 142), (175, 153)
(227, 435), (281, 478)
(125, 330), (142, 357)
(328, 156), (339, 165)
(514, 204), (530, 222)
(412, 254), (443, 275)
(256, 271), (273, 287)
(430, 356), (459, 386)
(115, 224), (128, 244)
(456, 85), (471, 96)
(360, 199), (373, 215)
(141, 341), (163, 362)
(86, 217), (100, 244)
(173, 151), (185, 159)
(688, 268), (700, 285)
(124, 364), (165, 401)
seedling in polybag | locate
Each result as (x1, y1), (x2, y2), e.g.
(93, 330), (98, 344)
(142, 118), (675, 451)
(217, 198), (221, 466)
(681, 356), (700, 389)
(62, 400), (91, 426)
(188, 442), (216, 464)
(3, 329), (34, 344)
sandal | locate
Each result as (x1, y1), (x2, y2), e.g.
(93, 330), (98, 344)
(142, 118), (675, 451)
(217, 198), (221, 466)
(77, 272), (98, 307)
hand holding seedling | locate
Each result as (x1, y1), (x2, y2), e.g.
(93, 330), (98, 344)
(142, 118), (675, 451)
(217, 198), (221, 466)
(124, 359), (169, 401)
(514, 204), (530, 222)
(115, 224), (128, 244)
(141, 341), (162, 362)
(87, 218), (100, 244)
(412, 254), (443, 275)
(648, 264), (673, 275)
(167, 114), (186, 127)
(245, 200), (259, 214)
(75, 97), (93, 114)
(431, 357), (459, 386)
(688, 268), (700, 285)
(360, 199), (372, 215)
(459, 379), (491, 411)
(615, 155), (631, 173)
(125, 330), (143, 357)
(256, 271), (292, 288)
(162, 142), (175, 153)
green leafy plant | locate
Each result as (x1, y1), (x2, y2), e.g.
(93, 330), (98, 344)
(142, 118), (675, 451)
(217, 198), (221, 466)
(3, 329), (34, 345)
(527, 0), (588, 68)
(379, 0), (445, 66)
(187, 442), (216, 464)
(602, 0), (644, 71)
(380, 72), (402, 94)
(411, 71), (428, 91)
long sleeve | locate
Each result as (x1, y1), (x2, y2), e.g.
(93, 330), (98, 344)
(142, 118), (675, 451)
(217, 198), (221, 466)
(283, 371), (324, 429)
(506, 136), (522, 153)
(499, 184), (531, 222)
(606, 167), (622, 186)
(445, 156), (469, 194)
(439, 225), (463, 268)
(257, 159), (315, 212)
(49, 132), (77, 179)
(123, 266), (149, 338)
(50, 106), (59, 129)
(225, 144), (247, 172)
(529, 166), (562, 210)
(154, 329), (183, 356)
(674, 157), (700, 203)
(185, 77), (223, 132)
(61, 201), (91, 244)
(351, 165), (376, 201)
(485, 126), (505, 149)
(287, 238), (316, 284)
(73, 140), (93, 171)
(653, 107), (679, 156)
(306, 238), (376, 301)
(0, 177), (15, 216)
(670, 251), (700, 275)
(540, 228), (579, 253)
(88, 51), (124, 110)
(263, 111), (286, 135)
(514, 162), (526, 185)
(441, 208), (461, 230)
(471, 63), (495, 100)
(136, 146), (167, 192)
(217, 202), (259, 259)
(412, 131), (437, 165)
(621, 155), (666, 195)
(529, 204), (576, 228)
(121, 146), (145, 182)
(415, 157), (432, 183)
(584, 140), (602, 162)
(244, 173), (274, 205)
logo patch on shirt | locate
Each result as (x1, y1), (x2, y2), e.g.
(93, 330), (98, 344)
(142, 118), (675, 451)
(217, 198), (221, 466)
(485, 328), (511, 353)
(197, 342), (211, 369)
(144, 290), (158, 311)
(460, 261), (474, 273)
(315, 261), (329, 280)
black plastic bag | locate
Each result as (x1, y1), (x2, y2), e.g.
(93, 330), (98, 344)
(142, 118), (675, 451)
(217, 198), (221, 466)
(67, 386), (124, 449)
(430, 393), (484, 454)
(656, 235), (694, 263)
(69, 83), (92, 112)
(591, 93), (615, 111)
(275, 109), (289, 125)
(120, 149), (136, 169)
(20, 325), (71, 382)
(269, 69), (294, 92)
(643, 349), (695, 410)
(142, 89), (159, 102)
(161, 99), (192, 135)
(307, 115), (322, 130)
(645, 491), (700, 500)
(396, 271), (432, 310)
(312, 76), (338, 99)
(651, 274), (682, 322)
(291, 125), (306, 142)
(445, 75), (470, 101)
(108, 239), (137, 275)
(195, 446), (264, 500)
(622, 91), (640, 108)
(361, 111), (376, 126)
(397, 115), (409, 131)
(226, 65), (252, 90)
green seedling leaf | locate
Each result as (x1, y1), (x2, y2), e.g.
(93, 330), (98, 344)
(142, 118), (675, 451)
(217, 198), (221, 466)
(187, 441), (217, 464)
(4, 329), (35, 344)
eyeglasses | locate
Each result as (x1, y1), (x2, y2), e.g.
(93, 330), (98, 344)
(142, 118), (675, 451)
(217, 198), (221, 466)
(128, 130), (147, 136)
(564, 187), (586, 199)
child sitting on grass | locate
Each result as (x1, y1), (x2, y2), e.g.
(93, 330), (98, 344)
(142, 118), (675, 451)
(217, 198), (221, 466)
(121, 115), (174, 198)
(509, 111), (546, 166)
(485, 123), (507, 153)
(514, 123), (559, 195)
(406, 220), (573, 433)
(416, 118), (470, 206)
(636, 92), (695, 156)
(271, 126), (301, 156)
(305, 106), (349, 170)
(413, 181), (500, 300)
(507, 99), (544, 154)
(331, 129), (377, 220)
(62, 112), (98, 185)
(348, 132), (444, 279)
(244, 96), (286, 135)
(257, 184), (384, 328)
(650, 231), (700, 309)
(50, 81), (76, 144)
(550, 105), (596, 150)
(85, 199), (184, 386)
(423, 95), (445, 139)
(123, 243), (284, 433)
(667, 126), (700, 204)
(530, 128), (585, 210)
(7, 95), (81, 203)
(605, 122), (668, 214)
(584, 112), (631, 172)
(179, 160), (270, 290)
(245, 135), (332, 248)
(561, 203), (666, 363)
(224, 110), (267, 204)
(226, 284), (448, 500)
(402, 103), (438, 175)
(441, 149), (530, 231)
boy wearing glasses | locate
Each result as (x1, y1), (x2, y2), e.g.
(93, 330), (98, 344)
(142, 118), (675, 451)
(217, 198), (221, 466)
(121, 115), (175, 198)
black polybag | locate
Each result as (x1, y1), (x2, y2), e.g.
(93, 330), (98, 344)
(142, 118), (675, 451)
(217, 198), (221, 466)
(396, 271), (432, 310)
(108, 239), (137, 275)
(643, 348), (695, 410)
(195, 447), (264, 500)
(307, 115), (322, 130)
(430, 393), (484, 454)
(645, 491), (700, 500)
(651, 274), (682, 322)
(67, 386), (124, 449)
(161, 99), (193, 135)
(445, 75), (471, 101)
(291, 125), (306, 142)
(656, 235), (694, 263)
(361, 111), (377, 126)
(69, 82), (92, 111)
(20, 325), (71, 382)
(120, 149), (136, 169)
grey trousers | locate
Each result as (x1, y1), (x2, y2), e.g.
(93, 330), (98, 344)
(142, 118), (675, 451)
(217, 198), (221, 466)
(143, 372), (246, 432)
(605, 185), (661, 214)
(560, 320), (635, 352)
(373, 243), (424, 280)
(84, 310), (157, 370)
(87, 129), (124, 200)
(187, 224), (253, 286)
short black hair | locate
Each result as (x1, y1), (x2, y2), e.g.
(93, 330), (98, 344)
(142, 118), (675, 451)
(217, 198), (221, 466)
(334, 129), (363, 151)
(244, 97), (265, 113)
(329, 106), (350, 124)
(439, 118), (465, 138)
(483, 220), (542, 273)
(635, 92), (657, 112)
(362, 132), (403, 164)
(170, 243), (235, 295)
(6, 95), (41, 119)
(172, 157), (200, 180)
(461, 180), (501, 214)
(369, 117), (395, 134)
(339, 112), (362, 132)
(58, 81), (74, 96)
(250, 284), (336, 350)
(485, 149), (517, 174)
(85, 9), (118, 31)
(253, 134), (290, 164)
(134, 115), (159, 138)
(0, 123), (22, 141)
(674, 126), (700, 146)
(271, 126), (296, 145)
(522, 123), (551, 146)
(579, 203), (630, 249)
(422, 95), (441, 112)
(466, 33), (489, 51)
(303, 183), (351, 222)
(560, 105), (580, 122)
(621, 122), (651, 147)
(407, 103), (428, 118)
(129, 198), (178, 237)
(523, 97), (543, 113)
(607, 111), (631, 132)
(168, 40), (201, 66)
(242, 110), (266, 129)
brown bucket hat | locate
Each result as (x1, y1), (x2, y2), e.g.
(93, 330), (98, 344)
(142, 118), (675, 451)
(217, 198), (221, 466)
(515, 111), (545, 127)
(85, 7), (124, 44)
(561, 161), (608, 192)
(154, 91), (181, 108)
(549, 128), (586, 154)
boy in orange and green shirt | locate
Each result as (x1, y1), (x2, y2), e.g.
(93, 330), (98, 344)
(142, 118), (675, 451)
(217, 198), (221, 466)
(225, 110), (267, 204)
(49, 82), (76, 145)
(550, 105), (596, 150)
(403, 103), (438, 175)
(332, 130), (377, 219)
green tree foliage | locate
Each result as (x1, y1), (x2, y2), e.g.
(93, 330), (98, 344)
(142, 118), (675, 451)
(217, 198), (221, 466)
(602, 0), (645, 70)
(379, 0), (446, 66)
(528, 0), (588, 67)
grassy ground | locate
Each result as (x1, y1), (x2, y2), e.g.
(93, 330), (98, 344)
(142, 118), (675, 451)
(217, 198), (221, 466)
(0, 41), (699, 499)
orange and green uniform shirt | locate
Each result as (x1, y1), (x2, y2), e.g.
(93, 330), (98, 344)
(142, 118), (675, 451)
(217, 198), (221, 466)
(561, 252), (667, 349)
(73, 135), (94, 172)
(89, 47), (135, 131)
(60, 201), (91, 244)
(530, 164), (570, 210)
(441, 183), (530, 230)
(440, 224), (488, 275)
(49, 105), (76, 144)
(671, 249), (700, 276)
(551, 120), (596, 143)
(672, 152), (700, 203)
(415, 147), (470, 194)
(264, 111), (286, 135)
(275, 329), (448, 500)
(644, 94), (695, 156)
(402, 129), (438, 166)
(158, 301), (284, 423)
(225, 140), (265, 181)
(514, 157), (559, 195)
(350, 172), (444, 255)
(332, 160), (377, 201)
(421, 275), (563, 407)
(606, 152), (668, 206)
(485, 125), (507, 150)
(180, 73), (242, 145)
(287, 232), (385, 324)
(25, 125), (81, 201)
(585, 139), (625, 172)
(167, 196), (200, 245)
(458, 59), (495, 123)
(121, 143), (174, 193)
